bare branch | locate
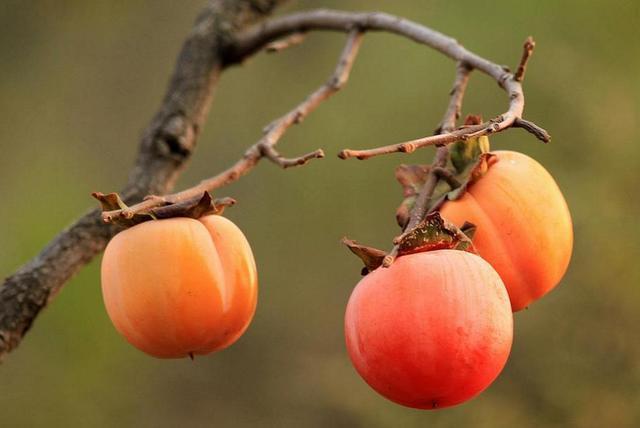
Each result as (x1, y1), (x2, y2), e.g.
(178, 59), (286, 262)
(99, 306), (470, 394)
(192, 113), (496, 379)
(0, 7), (550, 358)
(383, 63), (473, 266)
(234, 11), (548, 161)
(379, 45), (547, 267)
(514, 36), (535, 82)
(102, 30), (364, 222)
(261, 145), (325, 168)
(338, 122), (491, 160)
(383, 146), (448, 267)
(0, 0), (289, 359)
(438, 62), (473, 133)
(432, 166), (461, 188)
(233, 10), (526, 120)
(513, 117), (551, 143)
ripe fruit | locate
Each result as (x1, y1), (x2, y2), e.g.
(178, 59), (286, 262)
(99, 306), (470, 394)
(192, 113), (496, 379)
(439, 150), (573, 311)
(101, 215), (257, 358)
(345, 250), (513, 409)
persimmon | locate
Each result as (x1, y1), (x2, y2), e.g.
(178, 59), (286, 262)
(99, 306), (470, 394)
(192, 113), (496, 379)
(439, 150), (573, 311)
(101, 215), (257, 358)
(345, 250), (513, 409)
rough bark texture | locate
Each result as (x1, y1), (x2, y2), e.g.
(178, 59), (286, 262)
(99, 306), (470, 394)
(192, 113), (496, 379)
(0, 0), (287, 359)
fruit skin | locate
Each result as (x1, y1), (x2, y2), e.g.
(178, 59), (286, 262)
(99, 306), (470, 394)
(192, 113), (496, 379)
(439, 150), (573, 311)
(101, 215), (257, 358)
(345, 250), (513, 409)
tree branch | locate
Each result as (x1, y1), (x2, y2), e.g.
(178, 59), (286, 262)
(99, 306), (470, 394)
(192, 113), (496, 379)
(337, 122), (491, 160)
(383, 62), (472, 266)
(101, 30), (363, 222)
(437, 62), (473, 134)
(0, 7), (550, 359)
(513, 117), (551, 143)
(230, 10), (543, 157)
(0, 0), (288, 360)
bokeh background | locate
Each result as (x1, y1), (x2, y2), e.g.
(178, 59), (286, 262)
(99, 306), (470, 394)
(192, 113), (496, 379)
(1, 1), (638, 427)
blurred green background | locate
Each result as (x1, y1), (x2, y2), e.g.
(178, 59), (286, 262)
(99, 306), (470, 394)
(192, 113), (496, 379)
(1, 1), (638, 427)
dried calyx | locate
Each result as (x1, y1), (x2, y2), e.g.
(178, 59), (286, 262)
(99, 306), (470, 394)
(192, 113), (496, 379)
(344, 115), (498, 275)
(91, 191), (235, 228)
(344, 212), (477, 275)
(395, 115), (497, 223)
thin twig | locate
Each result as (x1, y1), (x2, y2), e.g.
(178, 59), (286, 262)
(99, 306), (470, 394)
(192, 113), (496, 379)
(1, 7), (551, 359)
(432, 166), (461, 188)
(236, 11), (547, 160)
(383, 146), (449, 267)
(513, 117), (551, 142)
(338, 121), (492, 160)
(233, 9), (534, 156)
(260, 145), (325, 168)
(515, 36), (535, 82)
(0, 0), (290, 359)
(438, 62), (473, 133)
(102, 30), (364, 223)
(382, 62), (472, 267)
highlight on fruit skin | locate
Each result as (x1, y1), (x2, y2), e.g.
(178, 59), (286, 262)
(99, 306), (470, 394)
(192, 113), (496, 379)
(101, 215), (257, 359)
(345, 250), (513, 409)
(439, 150), (573, 311)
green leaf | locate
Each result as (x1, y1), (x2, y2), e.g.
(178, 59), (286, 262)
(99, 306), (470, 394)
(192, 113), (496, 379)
(449, 115), (491, 174)
(450, 135), (491, 174)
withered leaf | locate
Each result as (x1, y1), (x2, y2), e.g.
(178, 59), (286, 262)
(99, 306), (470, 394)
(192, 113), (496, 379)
(91, 192), (128, 212)
(152, 192), (208, 219)
(342, 238), (387, 275)
(92, 190), (235, 229)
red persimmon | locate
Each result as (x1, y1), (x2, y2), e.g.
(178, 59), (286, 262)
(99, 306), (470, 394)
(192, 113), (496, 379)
(345, 250), (513, 409)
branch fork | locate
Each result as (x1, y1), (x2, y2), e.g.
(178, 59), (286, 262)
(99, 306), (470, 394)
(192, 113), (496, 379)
(97, 30), (363, 225)
(342, 36), (548, 269)
(1, 5), (551, 358)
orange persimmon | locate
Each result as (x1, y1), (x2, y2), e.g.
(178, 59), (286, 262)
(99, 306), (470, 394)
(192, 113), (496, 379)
(101, 215), (257, 358)
(439, 150), (573, 311)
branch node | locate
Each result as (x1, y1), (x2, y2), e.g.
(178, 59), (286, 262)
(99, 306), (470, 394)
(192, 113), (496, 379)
(399, 143), (416, 153)
(265, 32), (306, 53)
(293, 110), (305, 124)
